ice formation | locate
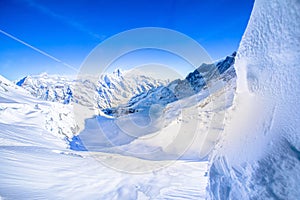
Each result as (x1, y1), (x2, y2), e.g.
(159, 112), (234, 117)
(209, 0), (300, 199)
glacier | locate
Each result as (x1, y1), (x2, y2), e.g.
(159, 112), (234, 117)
(208, 0), (300, 199)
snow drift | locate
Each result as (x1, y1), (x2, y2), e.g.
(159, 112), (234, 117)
(209, 0), (300, 199)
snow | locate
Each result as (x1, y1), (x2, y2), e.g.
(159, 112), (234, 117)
(3, 0), (299, 196)
(0, 139), (209, 199)
(70, 56), (236, 165)
(0, 45), (242, 198)
(0, 52), (239, 198)
(107, 53), (236, 117)
(1, 74), (211, 199)
(15, 70), (168, 110)
(209, 0), (300, 199)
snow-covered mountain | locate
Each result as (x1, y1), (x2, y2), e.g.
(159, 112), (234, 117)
(11, 52), (238, 162)
(0, 74), (210, 199)
(2, 0), (299, 197)
(104, 52), (236, 116)
(1, 74), (80, 140)
(16, 69), (168, 109)
(13, 54), (236, 141)
(69, 53), (237, 162)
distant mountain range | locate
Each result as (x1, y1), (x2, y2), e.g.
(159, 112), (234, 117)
(103, 52), (236, 116)
(15, 69), (168, 110)
(15, 52), (236, 117)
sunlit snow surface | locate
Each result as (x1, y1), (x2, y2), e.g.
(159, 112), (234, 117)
(0, 74), (212, 199)
(2, 0), (299, 198)
(209, 0), (300, 199)
(0, 49), (236, 199)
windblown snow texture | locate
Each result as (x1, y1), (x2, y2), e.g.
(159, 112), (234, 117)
(209, 0), (300, 199)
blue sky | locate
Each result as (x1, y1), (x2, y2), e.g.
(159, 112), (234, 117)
(0, 0), (254, 80)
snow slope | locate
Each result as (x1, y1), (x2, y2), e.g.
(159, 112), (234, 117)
(71, 57), (236, 163)
(1, 74), (211, 199)
(1, 75), (80, 140)
(5, 1), (299, 196)
(209, 0), (300, 199)
(0, 51), (239, 198)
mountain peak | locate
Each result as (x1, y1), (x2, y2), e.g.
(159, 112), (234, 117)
(16, 76), (28, 86)
(113, 69), (122, 77)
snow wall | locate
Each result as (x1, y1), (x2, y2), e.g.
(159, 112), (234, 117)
(208, 0), (300, 199)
